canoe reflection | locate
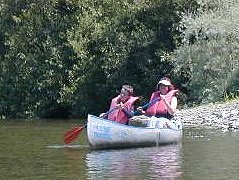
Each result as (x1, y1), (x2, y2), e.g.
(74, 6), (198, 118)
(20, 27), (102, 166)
(85, 144), (182, 179)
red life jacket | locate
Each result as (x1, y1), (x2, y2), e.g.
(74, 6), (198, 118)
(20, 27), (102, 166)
(146, 90), (178, 116)
(107, 96), (139, 124)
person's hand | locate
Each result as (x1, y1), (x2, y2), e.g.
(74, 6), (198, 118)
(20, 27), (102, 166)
(160, 94), (166, 101)
(116, 102), (124, 110)
(99, 113), (106, 118)
(137, 106), (145, 114)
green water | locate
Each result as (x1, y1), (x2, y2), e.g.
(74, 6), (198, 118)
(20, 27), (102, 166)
(1, 120), (239, 179)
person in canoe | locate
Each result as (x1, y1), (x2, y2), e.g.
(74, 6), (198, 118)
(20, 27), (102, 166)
(137, 77), (178, 119)
(100, 85), (139, 125)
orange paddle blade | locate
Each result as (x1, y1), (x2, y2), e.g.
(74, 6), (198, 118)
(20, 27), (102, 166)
(64, 125), (86, 144)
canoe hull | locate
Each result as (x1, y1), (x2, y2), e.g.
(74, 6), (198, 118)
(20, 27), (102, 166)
(87, 114), (183, 150)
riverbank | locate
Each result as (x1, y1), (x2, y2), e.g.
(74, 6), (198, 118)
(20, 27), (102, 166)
(174, 99), (239, 130)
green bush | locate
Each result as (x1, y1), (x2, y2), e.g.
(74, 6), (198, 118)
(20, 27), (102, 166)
(173, 0), (239, 105)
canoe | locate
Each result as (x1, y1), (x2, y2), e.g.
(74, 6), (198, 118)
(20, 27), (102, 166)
(87, 114), (183, 150)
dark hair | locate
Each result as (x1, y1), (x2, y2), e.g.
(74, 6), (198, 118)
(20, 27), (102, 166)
(156, 77), (174, 91)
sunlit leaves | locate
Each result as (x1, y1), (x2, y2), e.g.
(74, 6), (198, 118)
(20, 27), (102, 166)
(174, 0), (239, 104)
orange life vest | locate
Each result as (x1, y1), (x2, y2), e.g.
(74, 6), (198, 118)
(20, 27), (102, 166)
(107, 96), (139, 124)
(146, 90), (178, 116)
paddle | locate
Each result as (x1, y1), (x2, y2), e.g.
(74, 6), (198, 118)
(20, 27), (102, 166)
(64, 124), (87, 144)
(64, 98), (160, 144)
(64, 107), (118, 144)
(133, 97), (160, 115)
(141, 97), (160, 109)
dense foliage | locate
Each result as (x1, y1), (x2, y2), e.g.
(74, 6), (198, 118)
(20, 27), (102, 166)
(64, 0), (186, 117)
(173, 0), (239, 105)
(0, 0), (238, 119)
(0, 0), (79, 118)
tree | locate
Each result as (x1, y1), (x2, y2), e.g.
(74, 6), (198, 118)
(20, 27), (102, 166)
(64, 0), (185, 115)
(173, 0), (239, 105)
(0, 0), (78, 118)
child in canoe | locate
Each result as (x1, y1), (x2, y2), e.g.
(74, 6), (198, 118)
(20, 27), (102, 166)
(100, 85), (139, 124)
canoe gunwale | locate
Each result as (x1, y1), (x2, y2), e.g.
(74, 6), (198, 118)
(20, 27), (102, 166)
(87, 114), (183, 150)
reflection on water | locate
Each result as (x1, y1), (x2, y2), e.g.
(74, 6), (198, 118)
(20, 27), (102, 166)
(1, 120), (239, 179)
(86, 144), (182, 179)
(182, 126), (239, 180)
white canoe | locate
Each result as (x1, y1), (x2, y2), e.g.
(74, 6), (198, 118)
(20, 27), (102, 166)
(87, 114), (183, 149)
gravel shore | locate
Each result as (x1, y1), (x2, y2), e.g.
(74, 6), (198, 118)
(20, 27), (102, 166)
(174, 99), (239, 130)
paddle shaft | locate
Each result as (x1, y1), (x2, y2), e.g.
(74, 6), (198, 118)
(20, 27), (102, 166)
(142, 97), (160, 109)
(78, 107), (118, 127)
(64, 107), (118, 144)
(133, 97), (160, 115)
(76, 107), (118, 128)
(102, 106), (118, 118)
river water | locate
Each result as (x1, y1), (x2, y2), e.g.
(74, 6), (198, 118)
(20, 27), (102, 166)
(1, 120), (239, 180)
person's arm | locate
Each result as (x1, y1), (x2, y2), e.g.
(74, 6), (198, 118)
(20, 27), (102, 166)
(118, 102), (134, 118)
(122, 108), (134, 118)
(99, 98), (117, 118)
(161, 95), (177, 115)
(136, 96), (160, 115)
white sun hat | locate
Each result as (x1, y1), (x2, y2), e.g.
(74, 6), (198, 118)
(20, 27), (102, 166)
(158, 79), (171, 86)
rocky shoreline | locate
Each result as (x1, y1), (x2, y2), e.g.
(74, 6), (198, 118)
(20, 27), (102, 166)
(173, 99), (239, 130)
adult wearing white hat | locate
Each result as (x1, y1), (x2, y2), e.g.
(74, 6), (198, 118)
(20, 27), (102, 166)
(137, 77), (178, 119)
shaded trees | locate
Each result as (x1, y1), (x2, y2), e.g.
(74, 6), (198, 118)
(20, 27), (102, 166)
(0, 0), (200, 118)
(0, 0), (78, 118)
